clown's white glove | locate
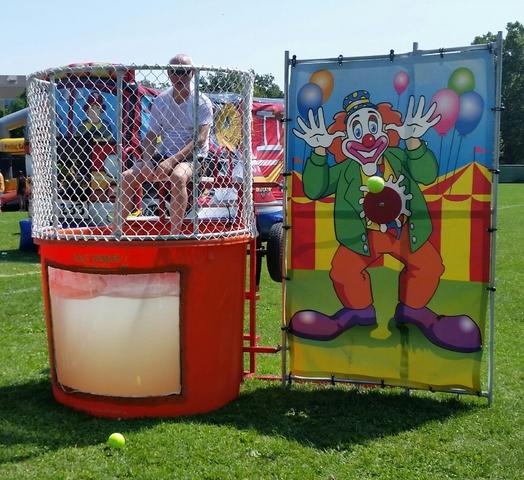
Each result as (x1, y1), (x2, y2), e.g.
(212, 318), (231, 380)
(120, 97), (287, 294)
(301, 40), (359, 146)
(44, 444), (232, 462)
(292, 107), (345, 149)
(386, 96), (441, 140)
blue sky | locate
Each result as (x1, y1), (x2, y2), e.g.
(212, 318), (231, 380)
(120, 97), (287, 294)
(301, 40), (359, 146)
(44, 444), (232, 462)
(2, 0), (522, 88)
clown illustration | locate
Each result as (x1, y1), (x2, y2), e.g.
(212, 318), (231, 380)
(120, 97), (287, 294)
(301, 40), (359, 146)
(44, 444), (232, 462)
(77, 93), (116, 204)
(78, 93), (113, 142)
(290, 90), (482, 353)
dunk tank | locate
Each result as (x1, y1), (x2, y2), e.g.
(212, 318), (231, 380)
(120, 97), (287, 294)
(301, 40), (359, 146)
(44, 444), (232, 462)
(27, 63), (256, 417)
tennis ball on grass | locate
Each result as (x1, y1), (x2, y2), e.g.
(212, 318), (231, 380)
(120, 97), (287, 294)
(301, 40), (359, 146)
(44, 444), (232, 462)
(367, 176), (385, 193)
(107, 432), (125, 449)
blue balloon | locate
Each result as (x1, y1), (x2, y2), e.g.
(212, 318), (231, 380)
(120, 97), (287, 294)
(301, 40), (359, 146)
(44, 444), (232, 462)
(297, 83), (322, 118)
(455, 91), (484, 136)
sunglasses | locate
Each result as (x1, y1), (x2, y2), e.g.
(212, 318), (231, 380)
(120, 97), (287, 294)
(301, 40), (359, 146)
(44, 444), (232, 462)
(168, 67), (192, 77)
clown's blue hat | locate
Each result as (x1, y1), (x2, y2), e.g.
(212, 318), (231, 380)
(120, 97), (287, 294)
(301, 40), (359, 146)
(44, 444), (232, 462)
(343, 90), (377, 116)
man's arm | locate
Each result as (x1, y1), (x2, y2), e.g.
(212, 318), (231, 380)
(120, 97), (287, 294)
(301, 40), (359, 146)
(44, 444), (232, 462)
(166, 123), (211, 164)
(156, 123), (211, 178)
(196, 124), (211, 157)
(142, 130), (158, 164)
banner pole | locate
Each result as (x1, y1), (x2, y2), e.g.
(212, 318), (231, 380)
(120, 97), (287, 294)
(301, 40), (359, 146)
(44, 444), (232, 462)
(281, 50), (290, 387)
(487, 31), (504, 406)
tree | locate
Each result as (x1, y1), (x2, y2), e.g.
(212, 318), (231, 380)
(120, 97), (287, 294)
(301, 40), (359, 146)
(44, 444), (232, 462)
(199, 70), (247, 94)
(199, 69), (283, 98)
(252, 72), (284, 98)
(473, 21), (524, 164)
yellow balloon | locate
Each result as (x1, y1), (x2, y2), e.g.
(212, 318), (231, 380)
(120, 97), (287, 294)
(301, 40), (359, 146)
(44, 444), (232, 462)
(309, 70), (334, 103)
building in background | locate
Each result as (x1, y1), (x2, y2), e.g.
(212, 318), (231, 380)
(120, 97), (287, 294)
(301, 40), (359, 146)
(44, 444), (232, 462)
(0, 75), (26, 111)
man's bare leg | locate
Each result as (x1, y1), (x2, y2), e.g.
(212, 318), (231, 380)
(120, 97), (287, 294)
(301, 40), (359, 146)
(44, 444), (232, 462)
(169, 162), (193, 234)
(119, 168), (144, 220)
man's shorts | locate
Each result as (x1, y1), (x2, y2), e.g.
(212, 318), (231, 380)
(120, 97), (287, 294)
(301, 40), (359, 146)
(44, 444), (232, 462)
(132, 154), (205, 178)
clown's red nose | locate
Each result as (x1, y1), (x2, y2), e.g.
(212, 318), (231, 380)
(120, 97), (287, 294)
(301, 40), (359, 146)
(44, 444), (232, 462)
(362, 133), (375, 148)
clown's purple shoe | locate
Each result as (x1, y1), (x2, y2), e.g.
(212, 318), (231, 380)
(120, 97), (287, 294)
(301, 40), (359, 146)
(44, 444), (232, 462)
(394, 303), (482, 353)
(289, 306), (377, 341)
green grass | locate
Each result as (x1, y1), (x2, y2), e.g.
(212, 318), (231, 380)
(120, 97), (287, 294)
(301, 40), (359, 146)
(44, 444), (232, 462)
(1, 185), (523, 479)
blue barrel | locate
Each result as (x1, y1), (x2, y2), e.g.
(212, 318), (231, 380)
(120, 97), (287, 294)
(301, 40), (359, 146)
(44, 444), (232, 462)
(19, 219), (38, 252)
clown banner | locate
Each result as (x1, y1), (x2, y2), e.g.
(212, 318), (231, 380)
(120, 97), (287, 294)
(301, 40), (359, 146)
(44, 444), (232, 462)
(284, 40), (502, 398)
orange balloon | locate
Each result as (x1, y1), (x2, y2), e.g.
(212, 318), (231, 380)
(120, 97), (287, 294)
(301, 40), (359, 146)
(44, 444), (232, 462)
(309, 70), (334, 103)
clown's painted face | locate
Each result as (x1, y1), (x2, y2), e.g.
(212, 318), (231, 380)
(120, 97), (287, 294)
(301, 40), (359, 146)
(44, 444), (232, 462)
(341, 107), (389, 176)
(87, 104), (102, 125)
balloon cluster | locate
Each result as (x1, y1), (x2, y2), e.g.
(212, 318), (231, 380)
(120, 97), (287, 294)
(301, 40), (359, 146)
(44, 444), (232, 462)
(296, 70), (334, 117)
(430, 67), (484, 137)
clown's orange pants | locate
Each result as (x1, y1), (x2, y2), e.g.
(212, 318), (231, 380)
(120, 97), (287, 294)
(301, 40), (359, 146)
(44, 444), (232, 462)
(330, 228), (445, 309)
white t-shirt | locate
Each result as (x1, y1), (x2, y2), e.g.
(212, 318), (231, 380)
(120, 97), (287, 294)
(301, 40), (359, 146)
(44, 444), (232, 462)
(148, 87), (213, 158)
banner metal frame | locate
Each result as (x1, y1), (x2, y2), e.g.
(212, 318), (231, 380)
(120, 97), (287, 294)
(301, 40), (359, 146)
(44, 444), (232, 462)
(282, 36), (504, 403)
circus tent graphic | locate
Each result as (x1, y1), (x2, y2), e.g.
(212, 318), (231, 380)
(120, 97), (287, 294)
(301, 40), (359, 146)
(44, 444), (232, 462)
(289, 161), (492, 284)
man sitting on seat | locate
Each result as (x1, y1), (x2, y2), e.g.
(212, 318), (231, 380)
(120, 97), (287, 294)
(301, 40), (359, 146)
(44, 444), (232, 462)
(120, 54), (213, 233)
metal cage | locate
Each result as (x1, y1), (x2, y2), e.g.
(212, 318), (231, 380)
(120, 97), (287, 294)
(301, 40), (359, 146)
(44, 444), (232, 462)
(27, 64), (256, 241)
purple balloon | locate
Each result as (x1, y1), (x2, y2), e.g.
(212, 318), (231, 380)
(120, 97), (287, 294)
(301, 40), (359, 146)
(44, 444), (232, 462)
(297, 83), (322, 118)
(430, 88), (460, 136)
(393, 71), (409, 95)
(455, 91), (484, 136)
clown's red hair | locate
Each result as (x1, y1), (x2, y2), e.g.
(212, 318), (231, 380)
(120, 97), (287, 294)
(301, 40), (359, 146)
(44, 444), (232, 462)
(327, 103), (402, 163)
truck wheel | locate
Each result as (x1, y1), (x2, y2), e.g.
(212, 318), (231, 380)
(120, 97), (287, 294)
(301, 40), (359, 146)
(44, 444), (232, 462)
(266, 222), (284, 283)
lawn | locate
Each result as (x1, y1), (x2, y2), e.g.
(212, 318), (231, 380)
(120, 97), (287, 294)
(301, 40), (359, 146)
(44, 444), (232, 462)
(0, 184), (523, 479)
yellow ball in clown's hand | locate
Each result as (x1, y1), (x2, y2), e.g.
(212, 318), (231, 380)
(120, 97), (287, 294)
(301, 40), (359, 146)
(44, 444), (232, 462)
(367, 176), (385, 194)
(107, 432), (125, 449)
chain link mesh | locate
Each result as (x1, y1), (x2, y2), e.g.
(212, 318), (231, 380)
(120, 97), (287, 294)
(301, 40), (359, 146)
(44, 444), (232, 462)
(28, 64), (255, 241)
